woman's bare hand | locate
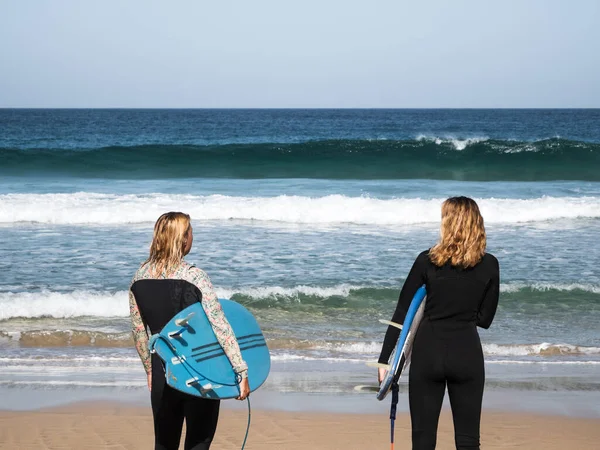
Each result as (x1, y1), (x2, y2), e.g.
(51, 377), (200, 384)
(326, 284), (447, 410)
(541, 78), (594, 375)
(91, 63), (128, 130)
(236, 377), (250, 400)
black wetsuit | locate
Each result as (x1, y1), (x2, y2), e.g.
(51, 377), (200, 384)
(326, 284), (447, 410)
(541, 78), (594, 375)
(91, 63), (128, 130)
(131, 279), (221, 450)
(379, 250), (500, 450)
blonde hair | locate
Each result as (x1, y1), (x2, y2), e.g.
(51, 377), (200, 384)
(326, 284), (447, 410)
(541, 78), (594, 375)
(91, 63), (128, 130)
(429, 197), (486, 268)
(144, 212), (191, 276)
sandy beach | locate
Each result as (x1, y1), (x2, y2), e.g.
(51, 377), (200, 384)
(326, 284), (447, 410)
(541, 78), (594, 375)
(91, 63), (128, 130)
(3, 0), (600, 445)
(1, 402), (599, 449)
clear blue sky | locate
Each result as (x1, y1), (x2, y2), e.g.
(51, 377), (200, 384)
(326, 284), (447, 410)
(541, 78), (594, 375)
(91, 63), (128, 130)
(1, 0), (598, 108)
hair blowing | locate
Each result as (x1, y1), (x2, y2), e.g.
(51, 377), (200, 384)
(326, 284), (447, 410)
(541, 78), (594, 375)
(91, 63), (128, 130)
(429, 197), (486, 268)
(144, 212), (191, 276)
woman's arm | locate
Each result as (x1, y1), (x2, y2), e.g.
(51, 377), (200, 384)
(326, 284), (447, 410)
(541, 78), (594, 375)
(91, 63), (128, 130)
(129, 288), (151, 375)
(378, 251), (428, 364)
(186, 267), (249, 378)
(477, 255), (500, 329)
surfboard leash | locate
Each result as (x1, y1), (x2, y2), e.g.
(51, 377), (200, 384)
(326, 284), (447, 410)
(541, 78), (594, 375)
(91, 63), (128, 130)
(242, 395), (251, 450)
(389, 381), (399, 450)
(184, 360), (252, 450)
(181, 363), (252, 450)
(152, 335), (252, 450)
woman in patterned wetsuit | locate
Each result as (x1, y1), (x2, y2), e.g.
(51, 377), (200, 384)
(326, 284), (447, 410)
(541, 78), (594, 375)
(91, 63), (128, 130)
(129, 212), (250, 450)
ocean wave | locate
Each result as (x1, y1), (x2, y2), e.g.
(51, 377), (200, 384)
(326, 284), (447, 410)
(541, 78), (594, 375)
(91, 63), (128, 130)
(1, 283), (598, 320)
(500, 282), (600, 295)
(1, 193), (599, 225)
(299, 341), (600, 357)
(266, 340), (600, 360)
(0, 290), (129, 320)
(218, 284), (364, 301)
(2, 138), (600, 181)
(416, 135), (490, 151)
(230, 283), (600, 300)
(483, 343), (600, 357)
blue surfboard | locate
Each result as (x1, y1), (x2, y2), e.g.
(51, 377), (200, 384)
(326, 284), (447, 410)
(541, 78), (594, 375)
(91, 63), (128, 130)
(149, 299), (270, 400)
(377, 285), (427, 401)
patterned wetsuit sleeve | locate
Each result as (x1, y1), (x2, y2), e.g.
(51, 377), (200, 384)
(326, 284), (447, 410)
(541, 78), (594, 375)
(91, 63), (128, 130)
(129, 273), (151, 375)
(186, 267), (249, 377)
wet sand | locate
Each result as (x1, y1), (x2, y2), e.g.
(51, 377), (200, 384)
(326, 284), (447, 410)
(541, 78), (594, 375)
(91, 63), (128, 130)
(1, 402), (600, 449)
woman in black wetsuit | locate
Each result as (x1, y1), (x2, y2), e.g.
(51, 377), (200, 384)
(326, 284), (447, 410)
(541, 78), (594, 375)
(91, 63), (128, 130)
(378, 196), (500, 450)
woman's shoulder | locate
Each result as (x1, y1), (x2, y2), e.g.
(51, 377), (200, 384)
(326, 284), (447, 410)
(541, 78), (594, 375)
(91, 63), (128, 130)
(131, 262), (150, 283)
(481, 252), (499, 268)
(482, 252), (498, 263)
(179, 261), (211, 282)
(180, 260), (202, 273)
(416, 249), (432, 263)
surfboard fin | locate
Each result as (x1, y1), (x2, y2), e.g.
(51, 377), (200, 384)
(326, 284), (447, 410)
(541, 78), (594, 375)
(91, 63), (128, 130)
(366, 362), (391, 369)
(175, 312), (195, 327)
(379, 319), (403, 330)
(171, 355), (186, 365)
(186, 378), (214, 393)
(185, 377), (200, 387)
(168, 328), (185, 339)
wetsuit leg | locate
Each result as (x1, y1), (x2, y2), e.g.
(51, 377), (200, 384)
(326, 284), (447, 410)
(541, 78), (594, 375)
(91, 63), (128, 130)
(151, 356), (185, 450)
(409, 322), (446, 450)
(446, 328), (485, 450)
(183, 398), (221, 450)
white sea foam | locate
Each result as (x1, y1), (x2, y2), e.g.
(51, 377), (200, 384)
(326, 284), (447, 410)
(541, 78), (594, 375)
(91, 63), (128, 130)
(1, 193), (599, 225)
(314, 342), (382, 354)
(482, 343), (600, 357)
(312, 341), (600, 357)
(303, 340), (600, 357)
(273, 341), (600, 362)
(270, 354), (365, 363)
(501, 282), (600, 294)
(0, 290), (129, 320)
(217, 284), (363, 300)
(416, 135), (489, 151)
(277, 339), (600, 358)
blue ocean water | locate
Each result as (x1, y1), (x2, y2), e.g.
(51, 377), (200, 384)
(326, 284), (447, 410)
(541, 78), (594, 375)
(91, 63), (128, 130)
(0, 109), (599, 407)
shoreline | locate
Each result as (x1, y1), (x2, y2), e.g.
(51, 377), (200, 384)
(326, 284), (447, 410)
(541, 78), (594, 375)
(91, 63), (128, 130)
(2, 385), (600, 419)
(1, 401), (600, 449)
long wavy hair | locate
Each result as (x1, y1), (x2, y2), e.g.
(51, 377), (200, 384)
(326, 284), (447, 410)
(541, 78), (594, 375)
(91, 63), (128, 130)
(429, 197), (486, 268)
(144, 212), (191, 276)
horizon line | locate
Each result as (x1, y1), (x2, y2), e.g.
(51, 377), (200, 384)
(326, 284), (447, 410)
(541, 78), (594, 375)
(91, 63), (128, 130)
(1, 106), (600, 110)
